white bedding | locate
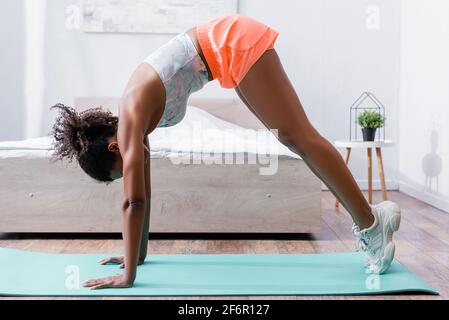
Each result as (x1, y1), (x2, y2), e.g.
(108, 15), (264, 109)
(0, 106), (299, 160)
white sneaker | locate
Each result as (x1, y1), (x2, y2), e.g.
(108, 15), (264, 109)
(351, 223), (374, 268)
(352, 201), (401, 274)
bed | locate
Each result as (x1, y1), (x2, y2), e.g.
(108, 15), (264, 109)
(0, 98), (321, 233)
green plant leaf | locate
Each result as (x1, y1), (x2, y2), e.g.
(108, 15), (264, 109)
(357, 111), (385, 129)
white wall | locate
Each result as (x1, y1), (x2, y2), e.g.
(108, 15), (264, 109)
(399, 0), (449, 212)
(0, 0), (402, 189)
(0, 1), (26, 141)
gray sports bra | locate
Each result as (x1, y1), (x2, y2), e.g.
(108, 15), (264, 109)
(143, 32), (210, 128)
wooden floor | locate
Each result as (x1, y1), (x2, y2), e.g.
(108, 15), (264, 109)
(1, 191), (448, 300)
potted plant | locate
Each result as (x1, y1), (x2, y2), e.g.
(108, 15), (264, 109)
(357, 110), (385, 141)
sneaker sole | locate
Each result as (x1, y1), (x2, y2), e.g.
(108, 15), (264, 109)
(368, 201), (401, 274)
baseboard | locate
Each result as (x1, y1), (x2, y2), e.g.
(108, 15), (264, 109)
(399, 181), (449, 213)
(321, 179), (449, 213)
(321, 179), (399, 191)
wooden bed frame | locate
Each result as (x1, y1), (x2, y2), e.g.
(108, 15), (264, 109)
(0, 98), (321, 233)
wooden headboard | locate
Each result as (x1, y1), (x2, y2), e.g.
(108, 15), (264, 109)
(74, 97), (266, 130)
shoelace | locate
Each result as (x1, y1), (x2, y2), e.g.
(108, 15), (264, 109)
(352, 223), (375, 256)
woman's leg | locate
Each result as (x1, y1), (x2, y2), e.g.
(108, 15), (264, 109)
(236, 87), (338, 202)
(235, 87), (269, 128)
(237, 49), (374, 229)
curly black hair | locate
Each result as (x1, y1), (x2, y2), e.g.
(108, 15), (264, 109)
(50, 104), (119, 183)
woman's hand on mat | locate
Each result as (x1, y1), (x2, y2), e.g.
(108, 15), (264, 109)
(98, 256), (145, 269)
(82, 274), (132, 290)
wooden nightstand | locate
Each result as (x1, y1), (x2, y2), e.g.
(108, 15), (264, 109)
(334, 140), (395, 207)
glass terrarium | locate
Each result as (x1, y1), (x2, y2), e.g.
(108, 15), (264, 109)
(349, 92), (386, 142)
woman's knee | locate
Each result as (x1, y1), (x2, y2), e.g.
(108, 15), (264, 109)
(277, 130), (302, 154)
(277, 130), (295, 148)
(277, 129), (319, 157)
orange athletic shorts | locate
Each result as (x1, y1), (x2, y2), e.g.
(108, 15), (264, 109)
(197, 14), (280, 89)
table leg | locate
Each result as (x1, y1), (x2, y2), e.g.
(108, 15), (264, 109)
(335, 147), (352, 208)
(376, 147), (388, 201)
(367, 148), (373, 204)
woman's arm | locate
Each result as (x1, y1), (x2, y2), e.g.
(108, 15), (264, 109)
(97, 137), (150, 268)
(119, 110), (148, 285)
(83, 108), (147, 290)
(139, 135), (152, 262)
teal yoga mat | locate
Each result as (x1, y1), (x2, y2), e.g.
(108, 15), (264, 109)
(0, 248), (437, 296)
